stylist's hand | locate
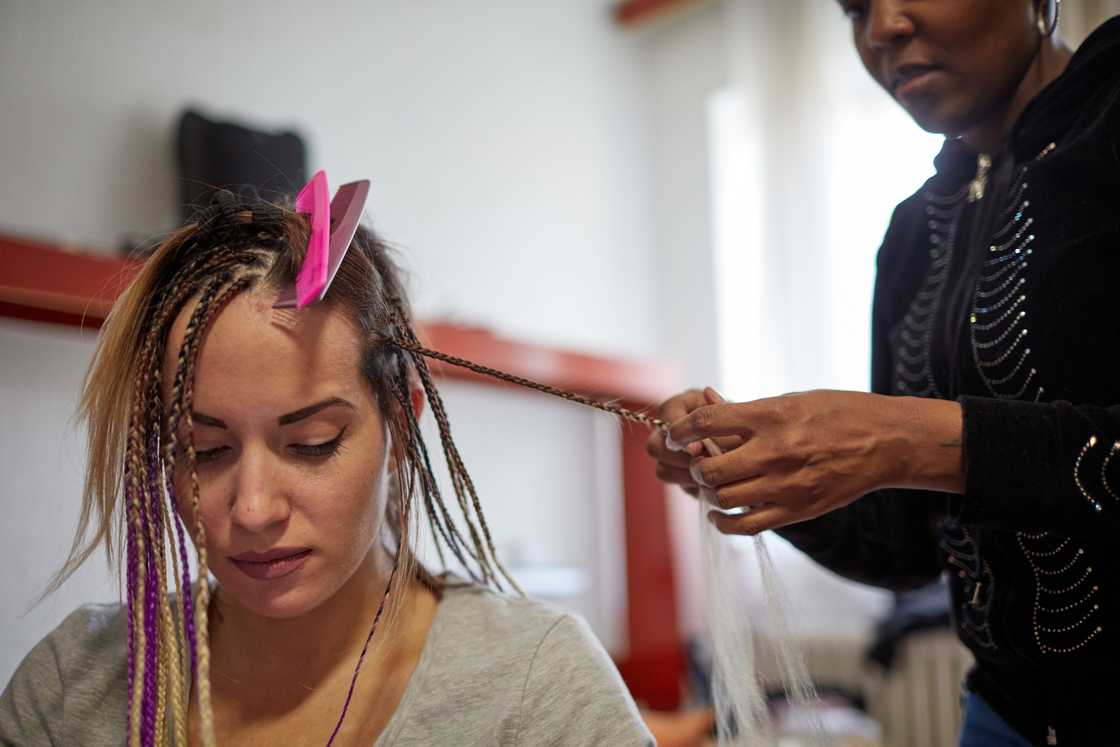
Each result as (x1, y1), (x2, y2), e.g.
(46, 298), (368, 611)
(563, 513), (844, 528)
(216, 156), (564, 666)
(644, 388), (743, 497)
(664, 389), (963, 535)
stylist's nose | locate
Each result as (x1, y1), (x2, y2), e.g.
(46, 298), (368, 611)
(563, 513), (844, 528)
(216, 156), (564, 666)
(864, 0), (916, 51)
(230, 447), (290, 533)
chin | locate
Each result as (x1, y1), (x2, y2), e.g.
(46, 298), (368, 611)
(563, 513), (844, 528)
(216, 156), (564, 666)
(900, 102), (953, 136)
(900, 96), (984, 141)
(211, 562), (339, 619)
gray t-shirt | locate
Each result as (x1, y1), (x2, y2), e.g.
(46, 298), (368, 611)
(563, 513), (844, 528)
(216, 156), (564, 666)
(1, 584), (653, 746)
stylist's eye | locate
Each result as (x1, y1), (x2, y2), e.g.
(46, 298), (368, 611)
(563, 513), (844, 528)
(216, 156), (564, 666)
(839, 1), (865, 21)
(290, 427), (347, 459)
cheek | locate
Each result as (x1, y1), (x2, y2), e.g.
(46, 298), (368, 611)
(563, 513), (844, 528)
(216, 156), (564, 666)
(314, 461), (388, 537)
(856, 45), (881, 88)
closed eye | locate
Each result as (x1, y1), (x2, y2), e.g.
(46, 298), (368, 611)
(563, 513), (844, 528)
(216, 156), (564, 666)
(196, 445), (230, 464)
(290, 427), (348, 459)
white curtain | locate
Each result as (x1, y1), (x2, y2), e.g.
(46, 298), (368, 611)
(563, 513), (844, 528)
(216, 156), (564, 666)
(1063, 0), (1120, 46)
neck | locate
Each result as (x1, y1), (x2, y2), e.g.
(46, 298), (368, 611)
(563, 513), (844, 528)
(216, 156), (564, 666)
(208, 549), (423, 692)
(960, 35), (1073, 153)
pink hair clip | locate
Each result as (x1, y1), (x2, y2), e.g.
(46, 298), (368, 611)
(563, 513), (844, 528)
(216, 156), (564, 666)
(273, 170), (371, 309)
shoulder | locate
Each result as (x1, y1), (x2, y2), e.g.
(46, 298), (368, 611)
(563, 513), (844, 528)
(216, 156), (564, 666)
(1, 603), (128, 746)
(10, 602), (128, 686)
(874, 186), (932, 283)
(428, 583), (593, 682)
(421, 585), (652, 745)
(876, 138), (974, 273)
(436, 583), (624, 676)
(438, 582), (574, 642)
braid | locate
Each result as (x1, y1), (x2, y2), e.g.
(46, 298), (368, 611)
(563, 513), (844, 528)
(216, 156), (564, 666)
(396, 387), (477, 576)
(173, 275), (253, 747)
(389, 365), (486, 577)
(122, 252), (243, 747)
(123, 348), (154, 747)
(150, 421), (188, 747)
(387, 337), (666, 431)
(382, 297), (520, 591)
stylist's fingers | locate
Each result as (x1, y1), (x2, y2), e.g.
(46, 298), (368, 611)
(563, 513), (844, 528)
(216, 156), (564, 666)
(688, 446), (766, 491)
(659, 389), (713, 457)
(646, 428), (693, 466)
(657, 388), (708, 424)
(668, 402), (758, 449)
(696, 391), (746, 456)
(707, 503), (796, 536)
(656, 463), (699, 490)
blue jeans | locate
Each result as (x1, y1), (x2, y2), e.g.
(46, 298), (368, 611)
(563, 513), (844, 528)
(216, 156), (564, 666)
(959, 692), (1033, 747)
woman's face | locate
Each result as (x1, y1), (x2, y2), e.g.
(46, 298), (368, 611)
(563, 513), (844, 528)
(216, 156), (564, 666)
(839, 0), (1040, 136)
(163, 290), (391, 620)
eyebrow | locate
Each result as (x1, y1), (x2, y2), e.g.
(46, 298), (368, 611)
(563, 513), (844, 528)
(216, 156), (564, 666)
(191, 397), (355, 429)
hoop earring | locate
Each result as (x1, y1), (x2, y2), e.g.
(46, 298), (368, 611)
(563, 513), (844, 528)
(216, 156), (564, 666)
(1037, 0), (1060, 38)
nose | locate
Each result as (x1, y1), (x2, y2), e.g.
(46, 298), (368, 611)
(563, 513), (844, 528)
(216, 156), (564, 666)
(864, 0), (916, 52)
(230, 446), (291, 534)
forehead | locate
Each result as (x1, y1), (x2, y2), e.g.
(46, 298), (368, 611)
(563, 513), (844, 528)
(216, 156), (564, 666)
(162, 290), (368, 415)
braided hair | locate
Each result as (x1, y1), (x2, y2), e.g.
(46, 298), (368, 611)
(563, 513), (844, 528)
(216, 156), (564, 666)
(59, 191), (525, 746)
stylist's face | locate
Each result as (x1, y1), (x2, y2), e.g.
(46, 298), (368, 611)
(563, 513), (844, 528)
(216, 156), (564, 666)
(839, 0), (1039, 136)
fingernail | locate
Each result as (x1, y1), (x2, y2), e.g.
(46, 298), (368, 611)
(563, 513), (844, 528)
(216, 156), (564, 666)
(665, 434), (683, 452)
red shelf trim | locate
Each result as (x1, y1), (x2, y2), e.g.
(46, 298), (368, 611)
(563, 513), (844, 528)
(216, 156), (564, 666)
(613, 0), (703, 26)
(0, 234), (676, 403)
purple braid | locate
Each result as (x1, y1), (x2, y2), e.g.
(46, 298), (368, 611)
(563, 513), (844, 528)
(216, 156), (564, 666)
(167, 477), (197, 679)
(140, 477), (159, 747)
(324, 559), (399, 747)
(147, 422), (197, 681)
(124, 472), (138, 744)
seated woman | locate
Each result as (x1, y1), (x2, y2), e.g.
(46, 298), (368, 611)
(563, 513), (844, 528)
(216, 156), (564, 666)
(0, 187), (652, 746)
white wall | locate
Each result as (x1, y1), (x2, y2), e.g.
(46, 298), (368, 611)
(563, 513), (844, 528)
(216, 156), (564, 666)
(633, 5), (727, 640)
(0, 321), (120, 685)
(635, 0), (913, 641)
(0, 0), (656, 357)
(0, 1), (657, 685)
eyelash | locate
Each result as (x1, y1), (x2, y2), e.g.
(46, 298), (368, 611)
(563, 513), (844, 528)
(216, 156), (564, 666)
(292, 427), (348, 459)
(194, 427), (348, 465)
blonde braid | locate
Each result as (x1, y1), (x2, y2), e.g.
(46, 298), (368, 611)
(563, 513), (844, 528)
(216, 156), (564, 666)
(174, 276), (254, 747)
(130, 273), (220, 747)
(124, 375), (153, 747)
(152, 409), (186, 747)
(141, 443), (171, 747)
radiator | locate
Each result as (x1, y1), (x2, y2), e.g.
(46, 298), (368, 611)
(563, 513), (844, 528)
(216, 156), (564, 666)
(865, 630), (974, 747)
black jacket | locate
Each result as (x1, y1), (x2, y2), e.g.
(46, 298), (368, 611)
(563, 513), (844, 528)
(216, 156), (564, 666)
(777, 17), (1120, 746)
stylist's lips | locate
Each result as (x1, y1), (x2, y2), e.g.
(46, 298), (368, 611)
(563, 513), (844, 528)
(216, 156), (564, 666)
(891, 64), (941, 101)
(230, 547), (312, 580)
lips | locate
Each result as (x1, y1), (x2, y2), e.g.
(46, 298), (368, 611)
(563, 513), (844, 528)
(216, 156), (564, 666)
(230, 547), (312, 580)
(890, 63), (940, 94)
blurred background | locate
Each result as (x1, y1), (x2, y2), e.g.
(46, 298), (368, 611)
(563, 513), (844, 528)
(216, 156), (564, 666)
(2, 1), (1118, 745)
